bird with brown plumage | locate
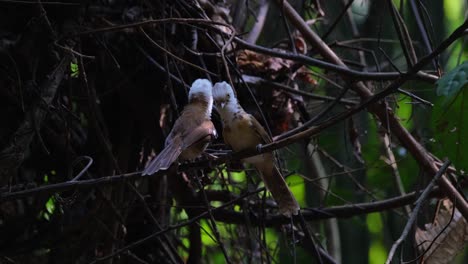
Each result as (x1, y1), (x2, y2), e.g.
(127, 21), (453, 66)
(142, 79), (217, 176)
(212, 81), (300, 217)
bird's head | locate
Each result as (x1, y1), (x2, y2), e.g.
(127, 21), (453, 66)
(189, 79), (213, 100)
(212, 81), (236, 110)
(189, 79), (213, 118)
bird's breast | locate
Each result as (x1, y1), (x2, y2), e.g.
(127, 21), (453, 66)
(223, 115), (262, 152)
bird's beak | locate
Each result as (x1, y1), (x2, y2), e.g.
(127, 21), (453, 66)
(220, 102), (226, 109)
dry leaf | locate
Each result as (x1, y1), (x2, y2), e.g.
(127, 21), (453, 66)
(236, 36), (313, 81)
(415, 199), (468, 264)
(271, 90), (294, 133)
(236, 50), (266, 72)
(294, 36), (307, 54)
(294, 66), (318, 85)
(236, 49), (294, 78)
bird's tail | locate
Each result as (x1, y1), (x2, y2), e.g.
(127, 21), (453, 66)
(142, 142), (182, 175)
(256, 160), (300, 217)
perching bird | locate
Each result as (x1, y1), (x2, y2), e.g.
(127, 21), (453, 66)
(212, 81), (300, 217)
(142, 79), (217, 175)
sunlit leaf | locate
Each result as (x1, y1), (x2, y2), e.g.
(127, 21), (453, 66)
(369, 241), (387, 264)
(43, 212), (50, 221)
(200, 220), (217, 246)
(396, 94), (413, 130)
(230, 170), (246, 183)
(70, 62), (79, 78)
(286, 174), (305, 206)
(436, 61), (468, 101)
(45, 197), (55, 215)
(265, 228), (280, 260)
(366, 213), (383, 234)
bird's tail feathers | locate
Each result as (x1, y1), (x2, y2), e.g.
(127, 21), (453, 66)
(142, 143), (182, 175)
(259, 165), (300, 217)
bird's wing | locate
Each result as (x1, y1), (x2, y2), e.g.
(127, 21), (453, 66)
(248, 114), (272, 144)
(221, 124), (235, 150)
(142, 135), (183, 175)
(182, 120), (216, 149)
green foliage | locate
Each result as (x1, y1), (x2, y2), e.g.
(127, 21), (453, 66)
(45, 197), (56, 215)
(368, 242), (387, 264)
(432, 64), (468, 171)
(361, 115), (392, 194)
(70, 61), (79, 78)
(366, 213), (383, 234)
(265, 228), (280, 260)
(200, 220), (218, 247)
(38, 171), (59, 221)
(367, 213), (387, 263)
(436, 61), (468, 102)
(285, 174), (305, 206)
(444, 1), (465, 32)
(178, 225), (190, 260)
(38, 196), (56, 221)
(209, 168), (246, 194)
(171, 207), (190, 259)
(396, 94), (413, 130)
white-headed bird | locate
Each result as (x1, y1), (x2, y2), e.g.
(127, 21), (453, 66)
(143, 79), (217, 175)
(213, 81), (299, 217)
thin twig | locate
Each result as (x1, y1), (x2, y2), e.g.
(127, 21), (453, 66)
(139, 28), (218, 77)
(386, 0), (418, 66)
(235, 38), (437, 83)
(195, 176), (232, 264)
(88, 189), (263, 264)
(321, 0), (355, 40)
(76, 16), (438, 83)
(245, 0), (270, 44)
(379, 133), (411, 216)
(267, 1), (468, 219)
(385, 160), (451, 264)
(241, 74), (358, 105)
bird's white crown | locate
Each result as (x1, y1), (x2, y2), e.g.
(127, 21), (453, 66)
(212, 81), (236, 103)
(189, 79), (213, 99)
(189, 78), (213, 118)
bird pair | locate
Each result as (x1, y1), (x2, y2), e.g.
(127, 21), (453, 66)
(143, 79), (299, 217)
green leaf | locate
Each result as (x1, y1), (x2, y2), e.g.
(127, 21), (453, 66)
(285, 174), (305, 206)
(200, 220), (217, 246)
(366, 213), (383, 234)
(395, 94), (413, 130)
(45, 196), (55, 214)
(70, 62), (79, 78)
(431, 89), (468, 172)
(368, 241), (387, 264)
(436, 61), (468, 99)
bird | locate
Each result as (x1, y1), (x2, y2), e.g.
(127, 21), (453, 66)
(212, 81), (300, 217)
(142, 79), (217, 175)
